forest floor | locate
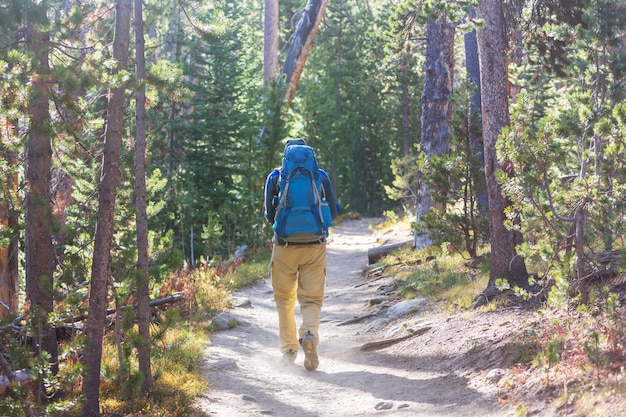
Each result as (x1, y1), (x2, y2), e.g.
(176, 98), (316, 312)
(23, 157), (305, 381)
(192, 218), (626, 417)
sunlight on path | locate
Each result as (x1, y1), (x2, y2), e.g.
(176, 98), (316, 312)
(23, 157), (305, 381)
(193, 219), (504, 417)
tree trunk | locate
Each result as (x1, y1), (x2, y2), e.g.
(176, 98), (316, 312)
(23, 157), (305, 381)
(258, 0), (328, 147)
(0, 123), (19, 319)
(263, 0), (279, 84)
(401, 47), (411, 156)
(279, 0), (329, 102)
(134, 0), (153, 393)
(415, 18), (455, 249)
(24, 19), (59, 397)
(476, 0), (528, 288)
(81, 0), (132, 415)
(464, 25), (488, 215)
(575, 207), (588, 302)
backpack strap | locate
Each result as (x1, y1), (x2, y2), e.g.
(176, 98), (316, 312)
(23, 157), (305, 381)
(311, 175), (326, 231)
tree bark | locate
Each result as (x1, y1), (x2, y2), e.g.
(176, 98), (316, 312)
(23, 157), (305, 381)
(367, 240), (413, 265)
(401, 47), (412, 156)
(134, 0), (153, 393)
(263, 0), (279, 84)
(24, 18), (59, 392)
(476, 0), (528, 288)
(415, 18), (455, 249)
(464, 25), (488, 215)
(258, 0), (328, 146)
(279, 0), (329, 102)
(0, 123), (19, 319)
(81, 0), (132, 415)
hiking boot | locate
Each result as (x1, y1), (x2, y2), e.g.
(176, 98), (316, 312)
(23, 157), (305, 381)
(281, 349), (297, 365)
(300, 331), (319, 371)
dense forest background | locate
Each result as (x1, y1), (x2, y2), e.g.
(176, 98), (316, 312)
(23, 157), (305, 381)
(0, 0), (624, 415)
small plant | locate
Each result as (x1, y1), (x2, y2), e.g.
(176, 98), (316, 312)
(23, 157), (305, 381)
(583, 330), (605, 383)
(510, 330), (542, 364)
(533, 339), (560, 386)
(495, 278), (510, 292)
(606, 292), (619, 324)
(515, 403), (528, 417)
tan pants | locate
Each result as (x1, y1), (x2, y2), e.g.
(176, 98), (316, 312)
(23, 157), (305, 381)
(271, 242), (327, 353)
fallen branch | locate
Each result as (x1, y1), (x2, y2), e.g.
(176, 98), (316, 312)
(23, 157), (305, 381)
(367, 240), (413, 264)
(354, 274), (391, 288)
(359, 326), (431, 351)
(0, 354), (35, 415)
(67, 293), (184, 323)
(580, 268), (618, 283)
(367, 265), (386, 276)
(337, 314), (377, 326)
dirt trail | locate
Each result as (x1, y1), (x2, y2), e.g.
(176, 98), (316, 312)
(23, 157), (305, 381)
(193, 218), (510, 417)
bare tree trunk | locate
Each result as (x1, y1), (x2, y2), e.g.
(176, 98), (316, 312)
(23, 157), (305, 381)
(415, 18), (455, 249)
(81, 0), (132, 415)
(0, 123), (19, 319)
(401, 47), (411, 156)
(464, 25), (488, 215)
(476, 0), (528, 289)
(264, 0), (279, 84)
(575, 208), (588, 302)
(258, 0), (328, 148)
(24, 19), (59, 402)
(134, 0), (153, 393)
(279, 0), (329, 102)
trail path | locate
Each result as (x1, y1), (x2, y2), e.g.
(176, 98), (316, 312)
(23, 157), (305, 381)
(193, 218), (511, 417)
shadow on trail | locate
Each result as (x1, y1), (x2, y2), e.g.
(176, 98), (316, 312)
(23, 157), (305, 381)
(310, 369), (482, 406)
(203, 372), (322, 417)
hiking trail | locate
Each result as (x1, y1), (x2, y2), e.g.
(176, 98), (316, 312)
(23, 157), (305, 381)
(193, 218), (525, 417)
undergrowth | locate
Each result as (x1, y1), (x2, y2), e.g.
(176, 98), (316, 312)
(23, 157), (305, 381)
(371, 218), (626, 416)
(13, 214), (626, 417)
(40, 248), (273, 417)
(374, 238), (491, 311)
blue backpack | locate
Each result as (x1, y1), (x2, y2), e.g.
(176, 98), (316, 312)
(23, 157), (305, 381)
(273, 144), (332, 243)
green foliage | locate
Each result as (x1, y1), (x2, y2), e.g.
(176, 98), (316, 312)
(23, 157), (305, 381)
(223, 250), (272, 289)
(495, 278), (510, 292)
(583, 330), (604, 381)
(0, 310), (63, 417)
(533, 339), (562, 386)
(499, 0), (626, 301)
(416, 74), (487, 258)
(201, 211), (225, 261)
(162, 0), (266, 261)
(298, 0), (412, 215)
(386, 152), (421, 210)
(400, 267), (469, 299)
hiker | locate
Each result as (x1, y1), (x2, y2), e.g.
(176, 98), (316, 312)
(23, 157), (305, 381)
(264, 138), (339, 371)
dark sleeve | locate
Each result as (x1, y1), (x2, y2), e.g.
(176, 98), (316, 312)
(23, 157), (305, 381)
(320, 171), (339, 220)
(264, 169), (280, 224)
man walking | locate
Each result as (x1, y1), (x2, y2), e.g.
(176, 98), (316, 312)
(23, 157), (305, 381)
(264, 138), (338, 371)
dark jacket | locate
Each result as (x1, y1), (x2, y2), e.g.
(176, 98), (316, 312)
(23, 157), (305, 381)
(264, 168), (339, 225)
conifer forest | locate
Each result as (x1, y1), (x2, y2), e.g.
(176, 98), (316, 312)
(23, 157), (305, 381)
(0, 0), (625, 415)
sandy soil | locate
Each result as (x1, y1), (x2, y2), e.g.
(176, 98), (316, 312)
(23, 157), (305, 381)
(192, 218), (537, 417)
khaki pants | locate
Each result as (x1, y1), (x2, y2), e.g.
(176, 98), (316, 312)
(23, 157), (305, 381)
(271, 242), (327, 353)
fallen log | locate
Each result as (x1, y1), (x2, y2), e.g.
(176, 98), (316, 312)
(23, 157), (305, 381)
(367, 240), (413, 264)
(1, 293), (184, 400)
(0, 370), (34, 397)
(0, 354), (36, 413)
